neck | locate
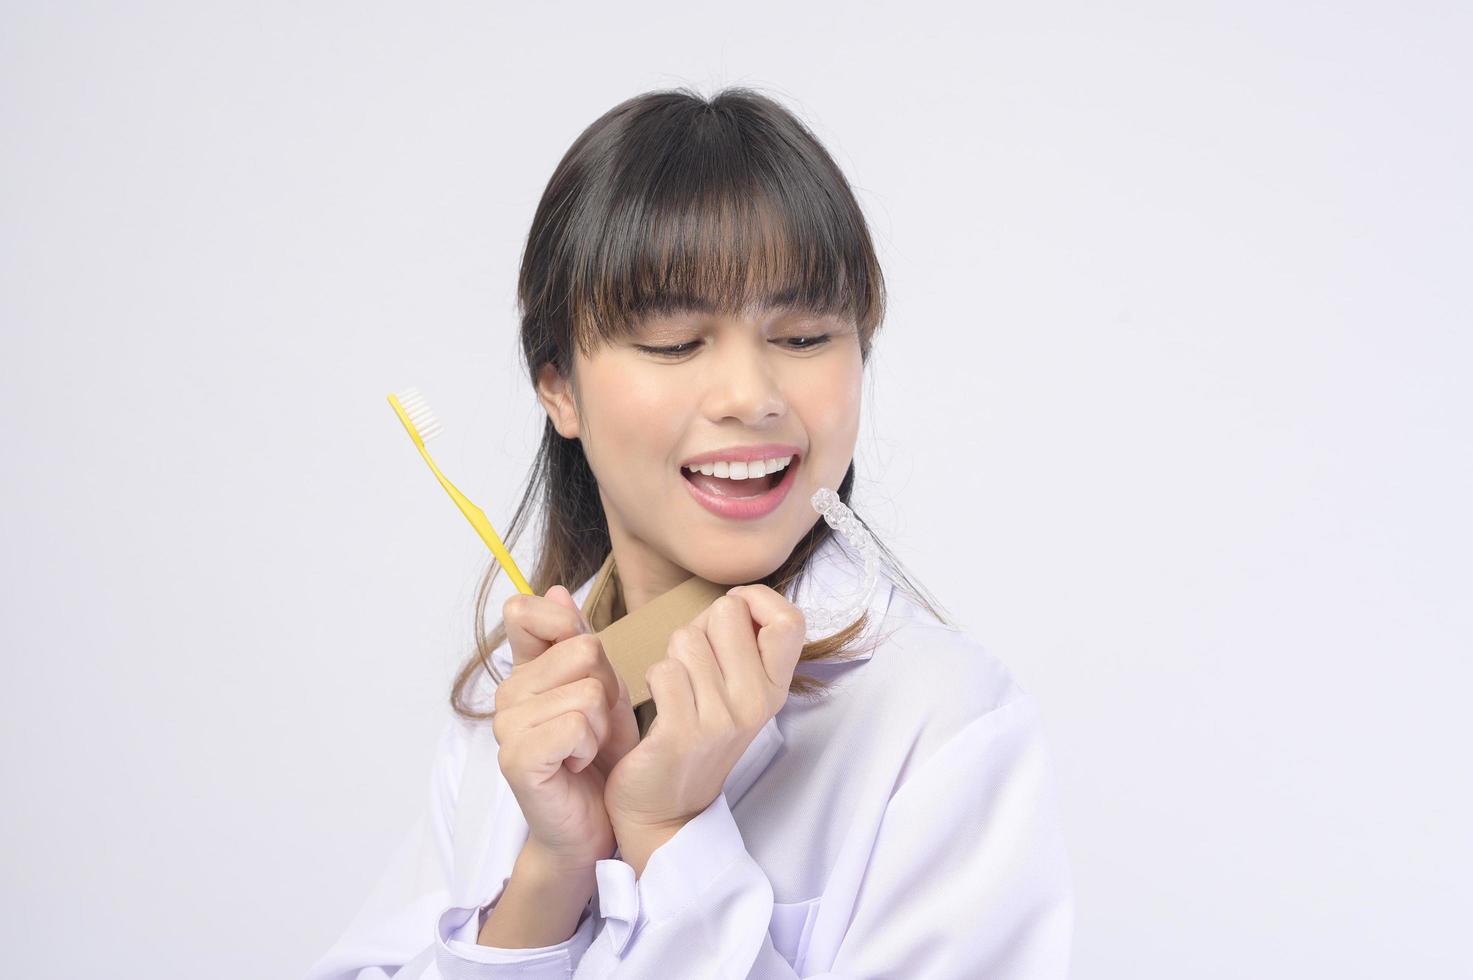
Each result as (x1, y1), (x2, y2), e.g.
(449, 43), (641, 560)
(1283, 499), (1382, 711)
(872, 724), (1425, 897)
(606, 527), (695, 613)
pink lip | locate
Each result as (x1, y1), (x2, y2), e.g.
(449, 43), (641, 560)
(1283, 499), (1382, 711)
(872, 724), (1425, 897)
(682, 454), (799, 521)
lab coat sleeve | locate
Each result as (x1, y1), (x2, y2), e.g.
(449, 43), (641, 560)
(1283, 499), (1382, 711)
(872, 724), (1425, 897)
(303, 716), (597, 980)
(574, 692), (1073, 979)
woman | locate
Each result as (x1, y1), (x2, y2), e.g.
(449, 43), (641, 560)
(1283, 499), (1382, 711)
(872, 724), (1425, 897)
(306, 86), (1073, 979)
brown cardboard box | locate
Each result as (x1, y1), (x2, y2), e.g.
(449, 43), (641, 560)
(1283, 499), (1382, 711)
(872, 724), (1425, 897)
(578, 551), (730, 735)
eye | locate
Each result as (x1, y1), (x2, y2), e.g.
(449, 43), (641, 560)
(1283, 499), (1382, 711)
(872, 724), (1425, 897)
(636, 340), (702, 358)
(634, 334), (833, 359)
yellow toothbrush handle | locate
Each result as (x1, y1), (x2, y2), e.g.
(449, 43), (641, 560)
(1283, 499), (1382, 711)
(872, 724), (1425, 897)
(419, 445), (533, 595)
(389, 393), (534, 595)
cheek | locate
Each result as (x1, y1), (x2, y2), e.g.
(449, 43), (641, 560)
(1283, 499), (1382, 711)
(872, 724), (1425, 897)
(795, 362), (863, 446)
(581, 364), (686, 466)
(619, 371), (679, 415)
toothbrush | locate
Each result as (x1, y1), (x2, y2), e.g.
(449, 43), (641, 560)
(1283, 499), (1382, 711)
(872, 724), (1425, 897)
(386, 387), (534, 596)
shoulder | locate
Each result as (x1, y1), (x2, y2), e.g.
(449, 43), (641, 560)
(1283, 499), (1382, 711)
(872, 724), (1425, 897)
(811, 582), (1048, 785)
(872, 586), (1032, 721)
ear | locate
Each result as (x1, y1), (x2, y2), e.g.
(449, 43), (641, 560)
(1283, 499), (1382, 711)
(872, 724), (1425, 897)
(535, 362), (581, 439)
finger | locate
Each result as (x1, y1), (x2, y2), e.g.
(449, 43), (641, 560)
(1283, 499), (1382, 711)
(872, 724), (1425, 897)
(702, 595), (767, 724)
(504, 586), (589, 668)
(508, 632), (622, 712)
(645, 657), (697, 736)
(591, 670), (639, 778)
(547, 584), (594, 634)
(668, 625), (732, 727)
(725, 585), (807, 687)
(497, 676), (610, 753)
(547, 711), (600, 775)
(506, 711), (597, 779)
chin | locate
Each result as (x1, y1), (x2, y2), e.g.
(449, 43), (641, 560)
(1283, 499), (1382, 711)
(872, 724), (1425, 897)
(679, 539), (794, 587)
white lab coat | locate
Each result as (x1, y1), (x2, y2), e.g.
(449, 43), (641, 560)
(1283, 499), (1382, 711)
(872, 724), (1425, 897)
(304, 532), (1074, 978)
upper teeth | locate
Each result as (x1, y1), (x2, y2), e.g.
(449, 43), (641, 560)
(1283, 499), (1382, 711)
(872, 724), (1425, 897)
(684, 455), (794, 480)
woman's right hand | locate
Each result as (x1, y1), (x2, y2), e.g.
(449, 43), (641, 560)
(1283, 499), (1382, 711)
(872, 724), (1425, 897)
(493, 585), (639, 873)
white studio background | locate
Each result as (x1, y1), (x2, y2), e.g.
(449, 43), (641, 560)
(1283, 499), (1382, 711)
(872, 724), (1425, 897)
(2, 3), (1468, 977)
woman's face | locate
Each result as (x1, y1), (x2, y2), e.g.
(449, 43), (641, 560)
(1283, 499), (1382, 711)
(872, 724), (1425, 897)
(537, 305), (863, 605)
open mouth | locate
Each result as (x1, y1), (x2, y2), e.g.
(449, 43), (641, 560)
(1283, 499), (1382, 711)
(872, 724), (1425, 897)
(681, 455), (796, 498)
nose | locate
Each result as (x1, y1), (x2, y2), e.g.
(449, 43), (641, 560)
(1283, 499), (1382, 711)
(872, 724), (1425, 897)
(701, 335), (786, 426)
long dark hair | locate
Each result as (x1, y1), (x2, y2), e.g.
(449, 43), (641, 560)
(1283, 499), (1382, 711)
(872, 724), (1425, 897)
(451, 86), (952, 721)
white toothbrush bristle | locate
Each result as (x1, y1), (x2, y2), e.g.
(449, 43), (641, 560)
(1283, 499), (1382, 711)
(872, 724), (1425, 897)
(395, 386), (444, 442)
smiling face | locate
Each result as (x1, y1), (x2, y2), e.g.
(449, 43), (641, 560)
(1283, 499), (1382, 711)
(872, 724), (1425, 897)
(536, 303), (863, 611)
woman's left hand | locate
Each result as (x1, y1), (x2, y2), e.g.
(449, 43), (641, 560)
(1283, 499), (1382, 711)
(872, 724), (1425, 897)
(603, 584), (806, 852)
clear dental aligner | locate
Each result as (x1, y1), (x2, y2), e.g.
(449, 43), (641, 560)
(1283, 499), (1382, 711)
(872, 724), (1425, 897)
(799, 487), (881, 638)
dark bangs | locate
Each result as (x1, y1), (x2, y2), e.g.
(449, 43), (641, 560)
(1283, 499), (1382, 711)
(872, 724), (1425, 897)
(528, 89), (886, 361)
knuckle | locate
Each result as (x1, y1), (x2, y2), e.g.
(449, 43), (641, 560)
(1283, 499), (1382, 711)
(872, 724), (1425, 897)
(646, 658), (679, 685)
(493, 678), (517, 714)
(583, 704), (609, 740)
(576, 675), (605, 706)
(718, 596), (749, 620)
(503, 593), (531, 623)
(575, 633), (605, 668)
(669, 627), (700, 654)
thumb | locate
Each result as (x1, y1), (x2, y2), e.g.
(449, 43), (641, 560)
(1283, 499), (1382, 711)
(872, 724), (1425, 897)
(546, 584), (592, 634)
